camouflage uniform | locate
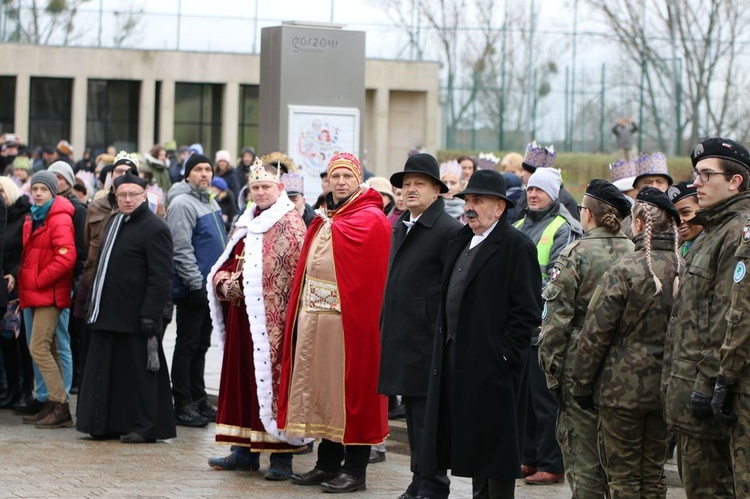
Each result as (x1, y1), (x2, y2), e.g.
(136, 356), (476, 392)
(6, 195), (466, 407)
(717, 217), (750, 495)
(663, 193), (750, 498)
(572, 235), (677, 499)
(538, 226), (633, 498)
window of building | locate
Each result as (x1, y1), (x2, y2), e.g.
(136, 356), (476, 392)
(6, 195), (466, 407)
(0, 76), (16, 136)
(29, 77), (72, 149)
(87, 79), (140, 154)
(238, 85), (260, 157)
(174, 83), (223, 159)
(154, 81), (162, 146)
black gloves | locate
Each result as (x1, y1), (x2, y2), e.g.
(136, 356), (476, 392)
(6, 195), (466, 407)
(140, 317), (158, 338)
(574, 394), (595, 411)
(188, 287), (208, 307)
(689, 391), (713, 420)
(711, 375), (738, 425)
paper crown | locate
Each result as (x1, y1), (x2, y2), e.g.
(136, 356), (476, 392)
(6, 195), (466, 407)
(477, 152), (501, 170)
(114, 150), (140, 169)
(523, 141), (557, 170)
(280, 172), (304, 194)
(440, 160), (462, 178)
(261, 151), (297, 173)
(609, 157), (638, 183)
(635, 152), (668, 178)
(249, 157), (280, 184)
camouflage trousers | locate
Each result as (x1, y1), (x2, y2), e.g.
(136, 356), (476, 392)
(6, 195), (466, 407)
(556, 390), (607, 498)
(729, 391), (750, 496)
(675, 431), (734, 498)
(598, 406), (667, 499)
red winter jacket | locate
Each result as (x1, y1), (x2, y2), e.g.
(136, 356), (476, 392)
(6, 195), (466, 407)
(18, 196), (76, 309)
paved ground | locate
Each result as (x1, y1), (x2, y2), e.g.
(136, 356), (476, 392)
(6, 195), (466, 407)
(0, 323), (688, 498)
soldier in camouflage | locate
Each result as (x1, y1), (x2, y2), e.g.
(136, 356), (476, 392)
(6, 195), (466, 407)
(663, 138), (750, 498)
(572, 187), (681, 498)
(538, 179), (633, 498)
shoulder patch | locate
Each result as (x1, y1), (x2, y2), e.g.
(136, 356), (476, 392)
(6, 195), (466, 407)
(734, 261), (746, 283)
(549, 265), (562, 282)
(743, 219), (750, 243)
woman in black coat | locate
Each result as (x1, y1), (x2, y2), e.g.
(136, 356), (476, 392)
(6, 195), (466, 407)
(419, 208), (542, 492)
(76, 174), (176, 442)
(0, 179), (33, 409)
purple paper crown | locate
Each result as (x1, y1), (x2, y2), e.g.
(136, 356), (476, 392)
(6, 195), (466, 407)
(280, 172), (304, 194)
(609, 157), (638, 183)
(523, 141), (557, 169)
(477, 152), (501, 170)
(440, 160), (462, 178)
(635, 152), (668, 178)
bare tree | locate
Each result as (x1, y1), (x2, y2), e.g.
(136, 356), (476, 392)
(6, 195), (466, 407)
(585, 0), (750, 152)
(112, 6), (143, 48)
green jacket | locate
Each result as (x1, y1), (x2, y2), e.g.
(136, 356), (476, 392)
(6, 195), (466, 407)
(572, 235), (677, 411)
(538, 227), (633, 391)
(664, 193), (750, 438)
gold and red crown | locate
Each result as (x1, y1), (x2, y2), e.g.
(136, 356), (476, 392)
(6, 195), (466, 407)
(248, 157), (280, 184)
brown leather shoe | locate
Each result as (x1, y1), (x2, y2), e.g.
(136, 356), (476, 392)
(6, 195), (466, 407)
(320, 472), (366, 493)
(520, 465), (536, 478)
(290, 468), (339, 486)
(22, 401), (52, 425)
(35, 401), (73, 429)
(524, 471), (564, 485)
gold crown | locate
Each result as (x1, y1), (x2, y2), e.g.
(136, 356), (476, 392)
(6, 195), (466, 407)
(249, 157), (280, 184)
(260, 151), (297, 172)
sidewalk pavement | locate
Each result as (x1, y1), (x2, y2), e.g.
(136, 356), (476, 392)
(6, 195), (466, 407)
(0, 322), (687, 498)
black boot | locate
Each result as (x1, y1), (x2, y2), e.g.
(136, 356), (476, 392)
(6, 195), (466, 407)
(175, 403), (209, 428)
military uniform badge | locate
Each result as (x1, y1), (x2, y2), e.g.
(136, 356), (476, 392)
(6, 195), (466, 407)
(734, 262), (746, 283)
(742, 219), (750, 243)
(549, 265), (561, 282)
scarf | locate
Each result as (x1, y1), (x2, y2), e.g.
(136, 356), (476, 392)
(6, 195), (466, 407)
(30, 199), (53, 221)
(87, 213), (125, 324)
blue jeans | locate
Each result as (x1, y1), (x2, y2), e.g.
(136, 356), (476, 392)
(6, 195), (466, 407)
(232, 446), (292, 467)
(23, 308), (73, 401)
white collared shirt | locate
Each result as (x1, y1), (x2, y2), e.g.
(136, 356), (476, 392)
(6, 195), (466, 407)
(469, 219), (499, 249)
(403, 213), (423, 233)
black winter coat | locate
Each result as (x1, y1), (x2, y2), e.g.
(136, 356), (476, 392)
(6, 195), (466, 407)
(2, 196), (31, 305)
(419, 217), (542, 481)
(89, 202), (173, 335)
(378, 197), (461, 397)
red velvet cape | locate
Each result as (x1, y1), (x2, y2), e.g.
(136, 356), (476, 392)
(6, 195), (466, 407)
(277, 187), (391, 444)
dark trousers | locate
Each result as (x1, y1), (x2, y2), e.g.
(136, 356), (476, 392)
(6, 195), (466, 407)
(315, 438), (370, 478)
(171, 297), (212, 408)
(404, 396), (450, 499)
(472, 477), (515, 499)
(523, 345), (563, 473)
(69, 315), (86, 388)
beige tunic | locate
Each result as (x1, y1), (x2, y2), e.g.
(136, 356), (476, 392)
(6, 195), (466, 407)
(283, 228), (347, 442)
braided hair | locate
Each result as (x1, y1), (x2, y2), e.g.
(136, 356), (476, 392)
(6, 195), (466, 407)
(632, 201), (680, 297)
(585, 196), (622, 234)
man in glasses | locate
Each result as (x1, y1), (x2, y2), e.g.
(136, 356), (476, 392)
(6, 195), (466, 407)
(664, 138), (750, 498)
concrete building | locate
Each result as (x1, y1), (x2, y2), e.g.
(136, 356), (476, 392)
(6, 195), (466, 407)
(1, 43), (440, 176)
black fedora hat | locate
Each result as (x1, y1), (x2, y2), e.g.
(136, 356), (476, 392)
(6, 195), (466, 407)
(455, 169), (516, 208)
(390, 153), (449, 194)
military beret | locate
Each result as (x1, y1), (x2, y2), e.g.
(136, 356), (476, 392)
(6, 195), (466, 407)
(585, 179), (632, 220)
(636, 186), (680, 225)
(667, 181), (697, 204)
(113, 171), (148, 190)
(691, 137), (750, 170)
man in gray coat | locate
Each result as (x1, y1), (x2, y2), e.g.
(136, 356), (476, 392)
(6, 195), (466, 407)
(379, 154), (461, 499)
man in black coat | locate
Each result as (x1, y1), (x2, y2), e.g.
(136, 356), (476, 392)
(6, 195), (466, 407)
(420, 170), (543, 499)
(77, 172), (176, 443)
(379, 154), (461, 499)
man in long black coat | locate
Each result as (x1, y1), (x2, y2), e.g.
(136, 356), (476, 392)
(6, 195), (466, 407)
(77, 172), (176, 443)
(420, 170), (542, 499)
(378, 154), (461, 499)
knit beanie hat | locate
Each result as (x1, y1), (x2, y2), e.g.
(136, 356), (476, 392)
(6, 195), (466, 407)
(527, 168), (562, 202)
(30, 170), (59, 196)
(48, 161), (76, 189)
(12, 156), (31, 171)
(214, 150), (231, 165)
(184, 154), (211, 177)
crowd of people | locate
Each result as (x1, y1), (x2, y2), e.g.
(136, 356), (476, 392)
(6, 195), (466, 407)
(1, 131), (750, 498)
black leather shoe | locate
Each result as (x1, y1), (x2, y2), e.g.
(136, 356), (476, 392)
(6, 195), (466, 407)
(290, 468), (339, 486)
(320, 472), (367, 493)
(120, 432), (156, 444)
(13, 396), (44, 415)
(175, 405), (209, 427)
(194, 398), (217, 422)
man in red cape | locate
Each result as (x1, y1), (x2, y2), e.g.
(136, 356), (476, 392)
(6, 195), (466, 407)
(278, 152), (391, 493)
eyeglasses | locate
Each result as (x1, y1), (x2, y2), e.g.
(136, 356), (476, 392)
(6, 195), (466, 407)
(577, 205), (589, 214)
(116, 190), (145, 200)
(691, 169), (733, 183)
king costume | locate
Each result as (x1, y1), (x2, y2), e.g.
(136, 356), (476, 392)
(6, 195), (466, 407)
(207, 189), (307, 451)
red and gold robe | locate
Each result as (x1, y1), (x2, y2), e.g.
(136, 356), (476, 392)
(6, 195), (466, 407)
(207, 192), (307, 450)
(277, 186), (392, 444)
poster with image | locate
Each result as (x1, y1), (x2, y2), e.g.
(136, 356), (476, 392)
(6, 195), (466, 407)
(287, 105), (360, 200)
